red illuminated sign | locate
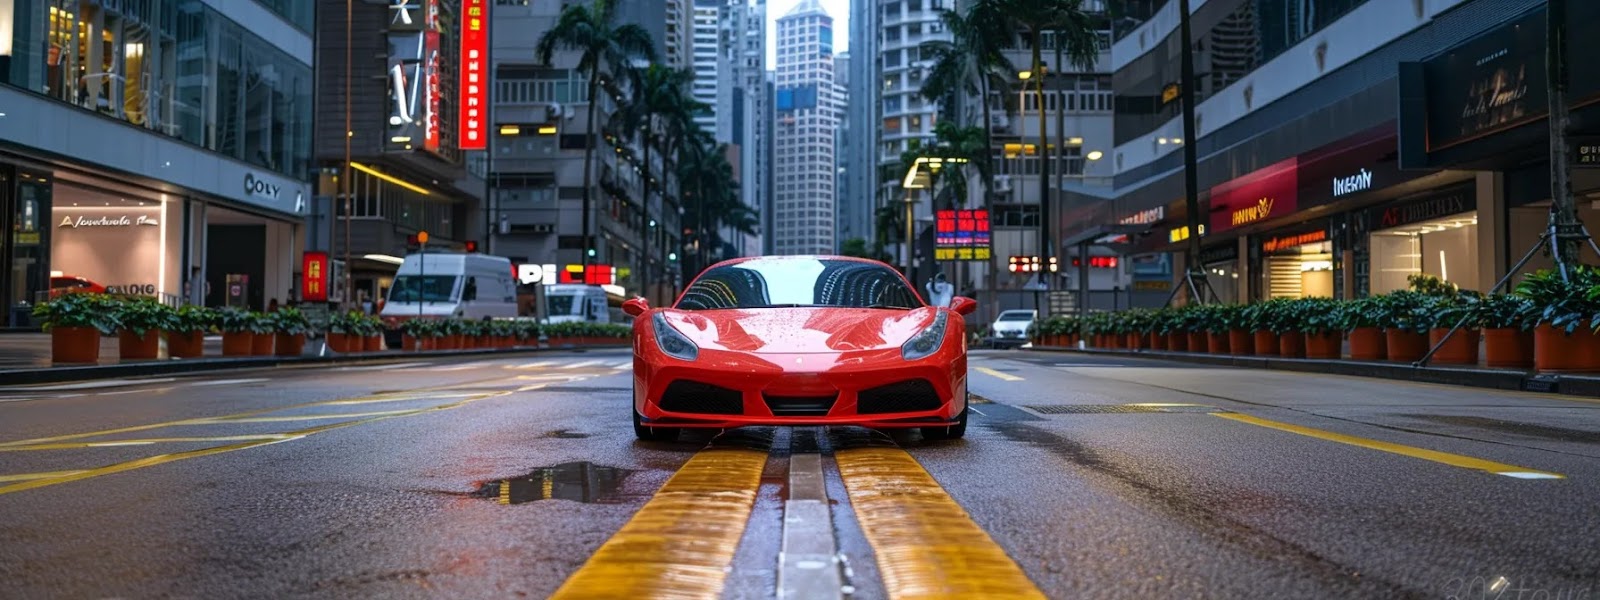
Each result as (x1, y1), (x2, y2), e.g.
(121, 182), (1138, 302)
(302, 252), (330, 302)
(424, 27), (441, 151)
(458, 0), (489, 150)
(1208, 157), (1298, 234)
(934, 209), (993, 261)
(1071, 256), (1120, 268)
(1262, 230), (1329, 253)
(559, 264), (615, 285)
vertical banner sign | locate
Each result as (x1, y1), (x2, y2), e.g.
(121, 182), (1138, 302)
(302, 252), (330, 302)
(423, 0), (441, 151)
(458, 0), (489, 150)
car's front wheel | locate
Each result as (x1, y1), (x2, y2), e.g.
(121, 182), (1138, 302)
(633, 406), (680, 442)
(922, 406), (968, 441)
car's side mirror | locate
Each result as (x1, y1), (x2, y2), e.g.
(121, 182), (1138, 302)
(950, 296), (978, 316)
(622, 297), (649, 317)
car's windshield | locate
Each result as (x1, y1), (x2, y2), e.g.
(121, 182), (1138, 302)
(387, 275), (457, 303)
(997, 311), (1034, 322)
(675, 258), (923, 310)
(546, 294), (577, 316)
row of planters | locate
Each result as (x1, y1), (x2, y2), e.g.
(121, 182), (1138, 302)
(33, 293), (314, 363)
(396, 318), (545, 351)
(1032, 270), (1600, 372)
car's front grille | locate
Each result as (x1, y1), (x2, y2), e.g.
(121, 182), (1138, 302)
(659, 380), (744, 415)
(763, 393), (837, 416)
(857, 379), (942, 414)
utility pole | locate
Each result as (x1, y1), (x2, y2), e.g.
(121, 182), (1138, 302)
(1547, 0), (1580, 271)
(1175, 0), (1210, 304)
(343, 0), (353, 307)
(1054, 35), (1067, 317)
(1034, 35), (1050, 317)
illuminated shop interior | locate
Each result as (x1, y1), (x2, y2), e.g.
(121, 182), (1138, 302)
(1262, 237), (1334, 299)
(1370, 214), (1478, 294)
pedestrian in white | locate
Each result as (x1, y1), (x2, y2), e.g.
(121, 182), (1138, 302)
(926, 273), (955, 307)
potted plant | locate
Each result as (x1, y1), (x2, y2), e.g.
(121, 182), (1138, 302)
(1517, 267), (1600, 371)
(1340, 296), (1388, 361)
(546, 321), (573, 347)
(244, 312), (273, 355)
(325, 311), (360, 352)
(363, 315), (386, 352)
(433, 318), (460, 350)
(217, 308), (256, 356)
(400, 318), (434, 351)
(1429, 292), (1486, 365)
(1242, 301), (1279, 357)
(1262, 298), (1307, 359)
(516, 321), (541, 347)
(1299, 298), (1345, 359)
(1219, 304), (1253, 355)
(114, 296), (179, 360)
(170, 304), (217, 359)
(1196, 305), (1230, 354)
(270, 306), (311, 357)
(32, 292), (119, 364)
(1482, 294), (1535, 368)
(1381, 291), (1435, 362)
(1146, 309), (1171, 351)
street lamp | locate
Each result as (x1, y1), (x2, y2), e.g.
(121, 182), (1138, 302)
(900, 155), (970, 276)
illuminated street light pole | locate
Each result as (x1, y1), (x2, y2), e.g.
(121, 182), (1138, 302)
(902, 156), (969, 281)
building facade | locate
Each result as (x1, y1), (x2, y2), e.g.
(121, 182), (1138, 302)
(842, 0), (878, 249)
(715, 0), (768, 257)
(312, 0), (484, 308)
(772, 0), (839, 255)
(0, 0), (315, 326)
(691, 1), (720, 136)
(1070, 0), (1591, 310)
(481, 0), (685, 303)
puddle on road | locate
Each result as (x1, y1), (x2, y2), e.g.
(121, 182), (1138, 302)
(474, 462), (634, 504)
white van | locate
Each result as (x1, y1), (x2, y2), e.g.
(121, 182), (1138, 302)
(544, 283), (618, 324)
(381, 253), (518, 325)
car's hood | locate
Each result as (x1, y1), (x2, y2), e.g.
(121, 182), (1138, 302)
(992, 321), (1030, 331)
(657, 307), (942, 354)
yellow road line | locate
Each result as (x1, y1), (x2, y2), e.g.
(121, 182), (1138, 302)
(1213, 413), (1566, 479)
(974, 367), (1024, 382)
(207, 409), (425, 423)
(0, 389), (523, 496)
(835, 447), (1046, 599)
(0, 435), (297, 451)
(0, 470), (88, 482)
(549, 447), (768, 599)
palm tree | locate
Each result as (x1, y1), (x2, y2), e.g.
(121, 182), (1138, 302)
(919, 4), (1016, 200)
(927, 121), (992, 209)
(536, 0), (660, 279)
(619, 64), (698, 303)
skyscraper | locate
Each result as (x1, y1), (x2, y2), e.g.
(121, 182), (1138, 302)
(773, 0), (838, 255)
(691, 1), (720, 136)
(834, 52), (852, 249)
(843, 0), (879, 251)
(716, 0), (768, 257)
(878, 0), (953, 264)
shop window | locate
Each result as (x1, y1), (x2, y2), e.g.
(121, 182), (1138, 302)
(1369, 214), (1479, 294)
(1259, 233), (1334, 300)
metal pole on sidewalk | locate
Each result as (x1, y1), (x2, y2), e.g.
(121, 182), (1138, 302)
(1176, 0), (1209, 304)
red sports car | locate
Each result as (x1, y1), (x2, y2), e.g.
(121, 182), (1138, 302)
(623, 255), (978, 442)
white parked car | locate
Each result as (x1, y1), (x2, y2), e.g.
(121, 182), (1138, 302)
(989, 309), (1037, 348)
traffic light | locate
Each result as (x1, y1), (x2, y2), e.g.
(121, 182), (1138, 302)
(464, 241), (478, 253)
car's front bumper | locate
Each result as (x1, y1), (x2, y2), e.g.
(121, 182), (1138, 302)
(635, 349), (967, 429)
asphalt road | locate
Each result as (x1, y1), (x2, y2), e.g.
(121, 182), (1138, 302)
(0, 348), (1597, 599)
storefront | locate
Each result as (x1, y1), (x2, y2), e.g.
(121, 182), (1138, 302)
(1364, 184), (1478, 293)
(1257, 226), (1334, 299)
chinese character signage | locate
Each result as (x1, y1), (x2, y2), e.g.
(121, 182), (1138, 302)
(302, 252), (330, 302)
(458, 0), (489, 150)
(386, 0), (442, 154)
(933, 209), (992, 262)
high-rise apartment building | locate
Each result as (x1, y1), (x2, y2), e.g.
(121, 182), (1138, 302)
(843, 0), (879, 250)
(877, 0), (954, 267)
(715, 0), (768, 257)
(772, 0), (839, 255)
(691, 1), (721, 136)
(834, 52), (853, 249)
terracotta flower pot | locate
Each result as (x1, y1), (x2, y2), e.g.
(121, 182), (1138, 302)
(366, 335), (383, 352)
(275, 333), (306, 357)
(1228, 329), (1254, 356)
(50, 326), (101, 364)
(1386, 329), (1428, 363)
(424, 336), (441, 350)
(1165, 332), (1186, 352)
(404, 334), (423, 351)
(1207, 331), (1231, 354)
(1149, 332), (1169, 351)
(1303, 331), (1341, 359)
(222, 331), (254, 356)
(1533, 325), (1600, 372)
(326, 332), (349, 353)
(1483, 328), (1534, 369)
(1348, 327), (1386, 361)
(168, 331), (205, 358)
(251, 332), (275, 356)
(1277, 331), (1306, 359)
(118, 330), (162, 360)
(1428, 328), (1481, 365)
(1125, 333), (1143, 350)
(1186, 331), (1206, 352)
(1253, 331), (1279, 357)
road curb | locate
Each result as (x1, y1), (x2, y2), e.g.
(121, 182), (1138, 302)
(1029, 346), (1600, 397)
(0, 345), (631, 386)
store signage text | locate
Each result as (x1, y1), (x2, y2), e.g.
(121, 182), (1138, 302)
(105, 284), (158, 295)
(1169, 224), (1204, 243)
(1262, 230), (1328, 253)
(1231, 197), (1276, 227)
(458, 0), (489, 150)
(58, 215), (159, 228)
(1573, 138), (1600, 168)
(302, 252), (331, 303)
(244, 173), (281, 200)
(1377, 191), (1471, 229)
(1119, 207), (1165, 225)
(1332, 168), (1373, 197)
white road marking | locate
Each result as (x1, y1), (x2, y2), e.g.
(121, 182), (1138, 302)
(0, 397), (43, 404)
(332, 362), (433, 372)
(562, 360), (605, 369)
(0, 378), (176, 392)
(510, 360), (555, 369)
(188, 378), (271, 387)
(420, 362), (502, 371)
(609, 360), (633, 369)
(778, 453), (843, 599)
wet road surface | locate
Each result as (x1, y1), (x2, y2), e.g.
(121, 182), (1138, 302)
(0, 349), (1597, 598)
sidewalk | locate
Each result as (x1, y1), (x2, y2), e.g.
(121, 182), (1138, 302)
(0, 333), (625, 386)
(1030, 344), (1600, 399)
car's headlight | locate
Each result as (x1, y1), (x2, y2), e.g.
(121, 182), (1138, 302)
(653, 313), (699, 361)
(901, 311), (949, 361)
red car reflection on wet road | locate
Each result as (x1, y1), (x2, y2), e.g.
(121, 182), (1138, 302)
(623, 256), (977, 442)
